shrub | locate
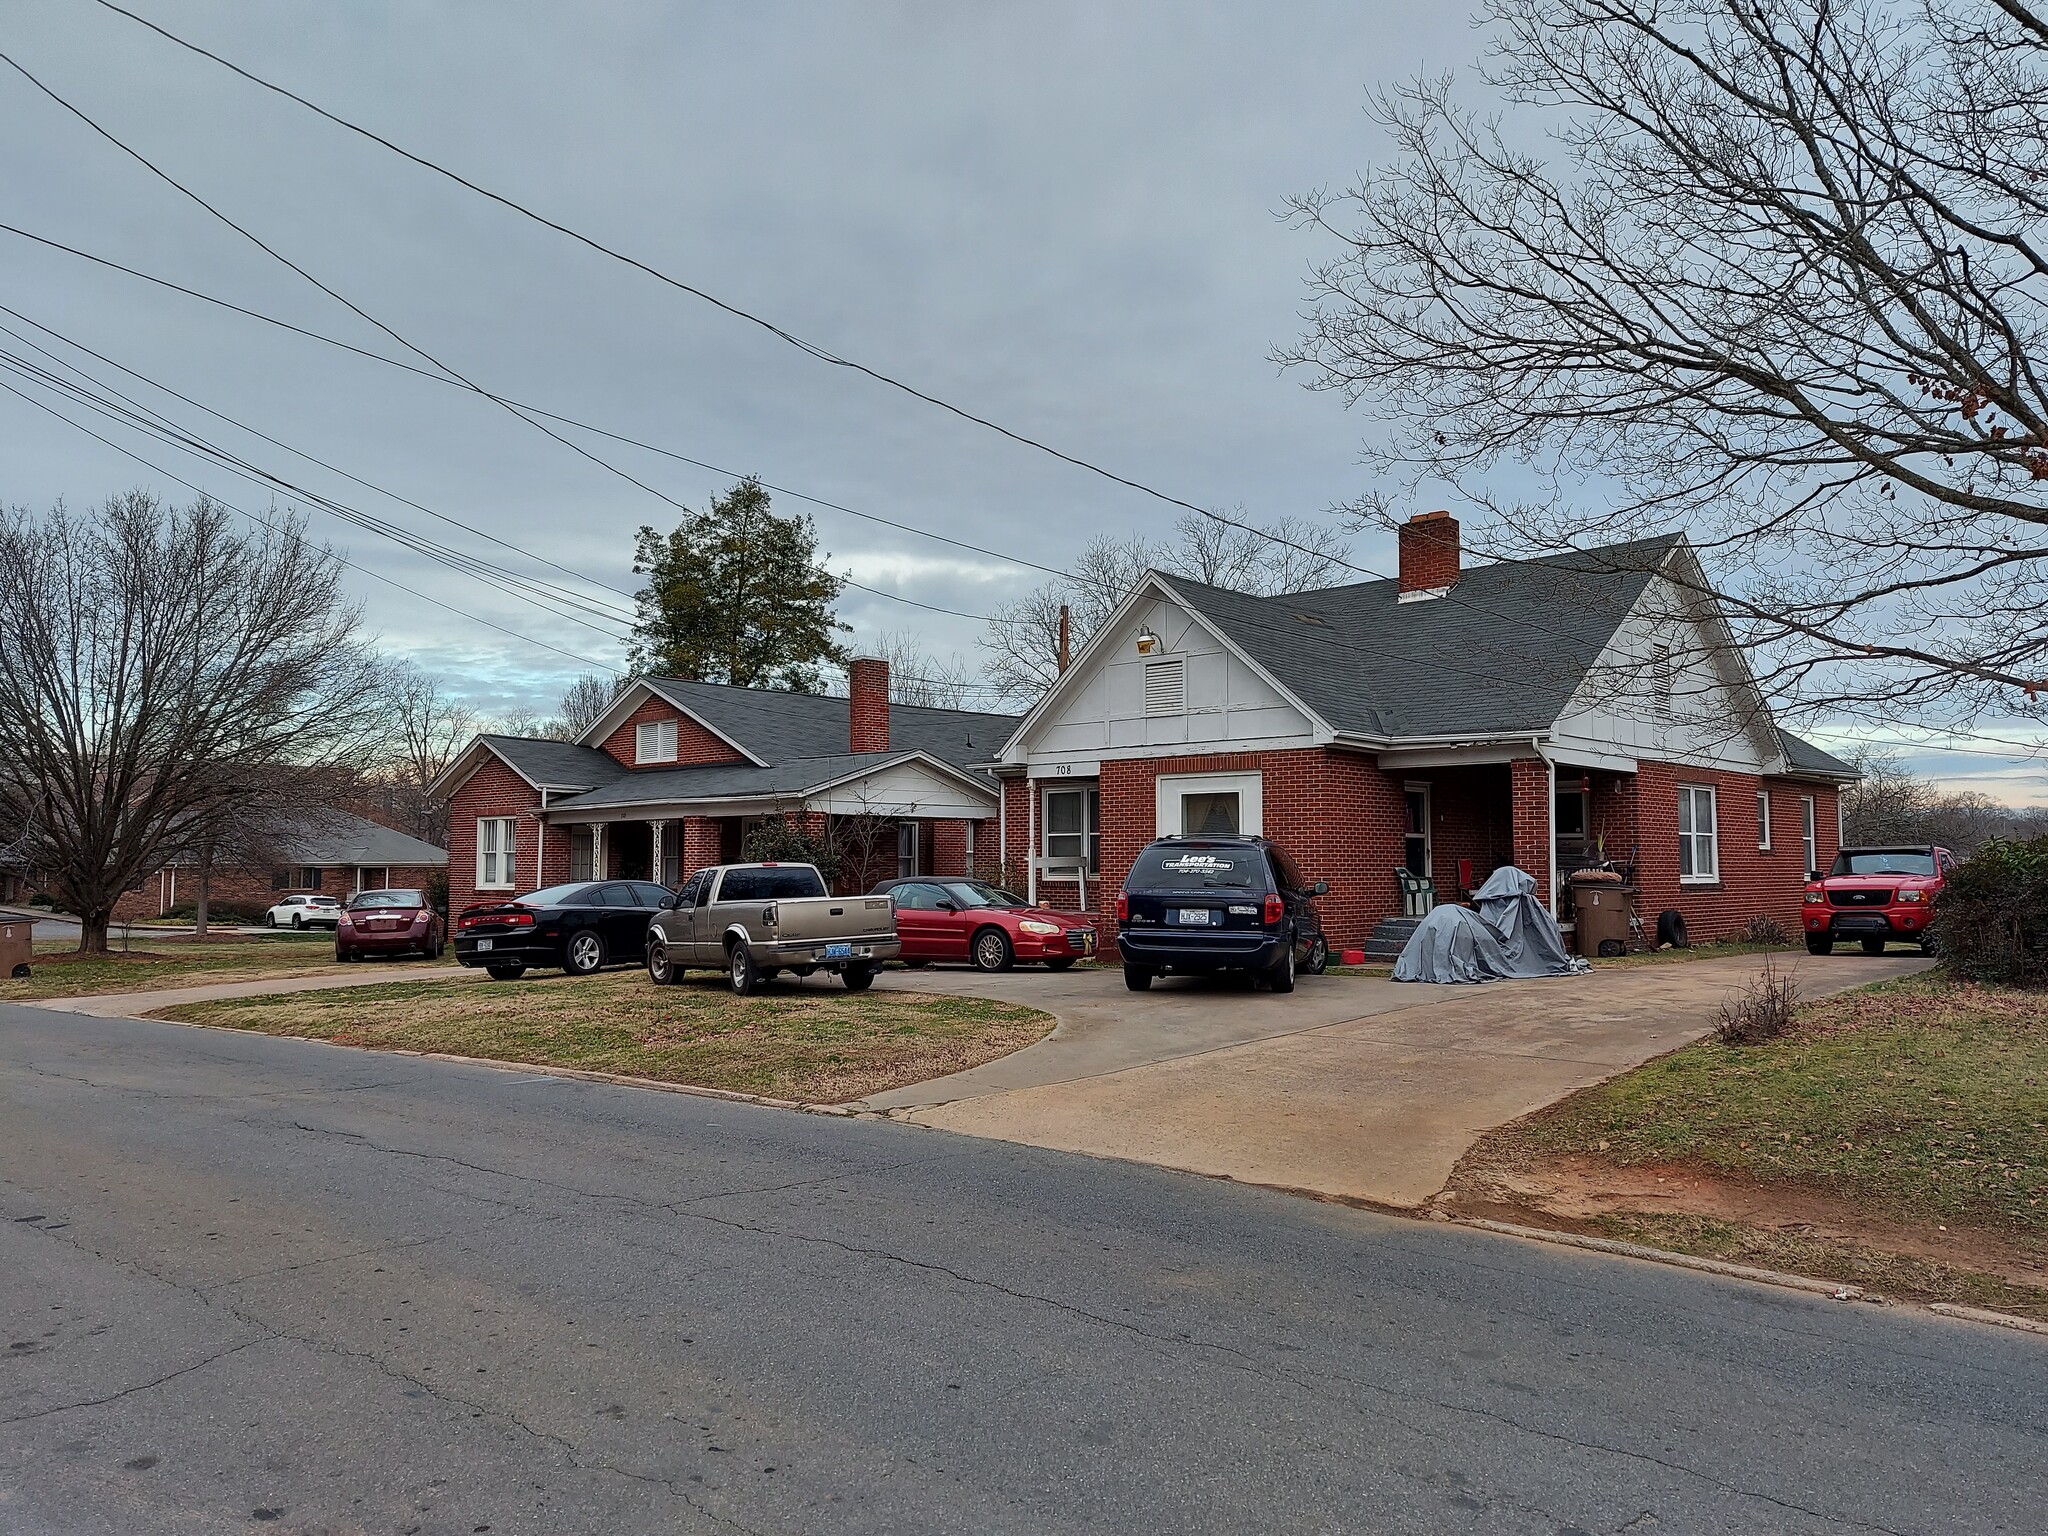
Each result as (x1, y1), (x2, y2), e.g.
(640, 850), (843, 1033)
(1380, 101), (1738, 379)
(27, 891), (54, 909)
(1931, 836), (2048, 987)
(1714, 958), (1801, 1046)
(1728, 915), (1791, 947)
(741, 814), (839, 881)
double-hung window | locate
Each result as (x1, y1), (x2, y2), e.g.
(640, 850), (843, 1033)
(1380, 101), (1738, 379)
(1756, 788), (1772, 850)
(1801, 795), (1818, 876)
(897, 821), (920, 879)
(1677, 785), (1719, 884)
(477, 817), (517, 889)
(1043, 786), (1101, 874)
(636, 719), (679, 764)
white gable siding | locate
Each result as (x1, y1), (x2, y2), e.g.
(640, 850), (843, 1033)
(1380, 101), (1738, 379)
(1018, 594), (1319, 764)
(809, 761), (994, 821)
(1556, 580), (1776, 771)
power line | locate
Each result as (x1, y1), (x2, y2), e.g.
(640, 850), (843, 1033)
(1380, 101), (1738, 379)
(0, 377), (621, 672)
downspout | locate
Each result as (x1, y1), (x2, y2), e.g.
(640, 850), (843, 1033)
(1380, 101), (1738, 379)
(1531, 736), (1557, 919)
(1026, 776), (1038, 906)
(998, 777), (1007, 886)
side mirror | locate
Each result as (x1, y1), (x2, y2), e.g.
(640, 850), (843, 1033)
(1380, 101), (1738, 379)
(658, 894), (678, 910)
(1311, 881), (1330, 896)
(936, 900), (958, 913)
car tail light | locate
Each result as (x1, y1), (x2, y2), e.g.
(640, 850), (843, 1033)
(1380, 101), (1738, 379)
(458, 907), (533, 929)
(1262, 892), (1284, 925)
(1115, 892), (1129, 921)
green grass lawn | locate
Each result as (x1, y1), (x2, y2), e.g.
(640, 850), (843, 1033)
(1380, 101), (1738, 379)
(3, 936), (447, 1001)
(155, 969), (1056, 1104)
(1517, 972), (2048, 1239)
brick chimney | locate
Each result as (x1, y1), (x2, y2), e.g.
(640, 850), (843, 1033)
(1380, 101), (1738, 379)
(1397, 509), (1460, 602)
(849, 656), (890, 753)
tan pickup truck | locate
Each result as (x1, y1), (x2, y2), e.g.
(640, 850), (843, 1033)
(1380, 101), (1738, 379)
(645, 862), (899, 995)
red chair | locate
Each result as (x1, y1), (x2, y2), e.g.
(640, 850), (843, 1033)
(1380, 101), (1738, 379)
(1456, 858), (1475, 900)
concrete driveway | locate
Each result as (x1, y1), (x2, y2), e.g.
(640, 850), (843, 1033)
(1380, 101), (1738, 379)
(866, 952), (1932, 1209)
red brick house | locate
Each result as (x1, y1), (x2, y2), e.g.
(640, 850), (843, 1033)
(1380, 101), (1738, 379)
(994, 513), (1859, 951)
(113, 809), (448, 921)
(429, 660), (1016, 914)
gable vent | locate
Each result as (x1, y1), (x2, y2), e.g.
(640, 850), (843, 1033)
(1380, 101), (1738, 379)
(1143, 657), (1186, 716)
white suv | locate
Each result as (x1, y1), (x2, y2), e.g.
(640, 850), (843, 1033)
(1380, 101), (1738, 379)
(265, 894), (343, 930)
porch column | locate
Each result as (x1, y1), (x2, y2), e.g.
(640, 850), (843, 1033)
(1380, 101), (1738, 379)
(680, 817), (723, 878)
(591, 823), (606, 882)
(1509, 757), (1552, 912)
(649, 821), (664, 886)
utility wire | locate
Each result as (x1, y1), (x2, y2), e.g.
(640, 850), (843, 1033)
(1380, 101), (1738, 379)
(0, 376), (621, 671)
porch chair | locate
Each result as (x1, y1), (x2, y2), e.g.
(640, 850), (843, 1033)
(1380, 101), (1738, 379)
(1394, 867), (1436, 917)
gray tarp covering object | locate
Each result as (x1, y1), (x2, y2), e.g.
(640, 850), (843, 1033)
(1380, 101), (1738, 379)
(1391, 866), (1590, 983)
(1473, 865), (1588, 977)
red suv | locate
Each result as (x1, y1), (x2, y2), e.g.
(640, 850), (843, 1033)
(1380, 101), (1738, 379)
(1803, 845), (1955, 956)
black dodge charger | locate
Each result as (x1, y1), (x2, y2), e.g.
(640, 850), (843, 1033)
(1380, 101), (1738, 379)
(453, 880), (670, 980)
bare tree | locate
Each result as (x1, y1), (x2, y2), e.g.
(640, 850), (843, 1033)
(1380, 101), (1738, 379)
(850, 631), (981, 710)
(982, 514), (1352, 701)
(389, 664), (479, 790)
(555, 672), (623, 739)
(1841, 748), (2048, 850)
(1279, 0), (2048, 734)
(0, 493), (386, 952)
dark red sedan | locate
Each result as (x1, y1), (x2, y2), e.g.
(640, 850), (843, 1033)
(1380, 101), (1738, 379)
(336, 888), (446, 962)
(874, 877), (1097, 971)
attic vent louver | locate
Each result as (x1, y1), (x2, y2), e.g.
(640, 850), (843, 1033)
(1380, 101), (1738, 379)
(1143, 657), (1186, 716)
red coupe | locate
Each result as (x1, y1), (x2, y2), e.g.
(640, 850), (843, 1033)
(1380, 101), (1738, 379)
(874, 878), (1098, 971)
(336, 887), (447, 962)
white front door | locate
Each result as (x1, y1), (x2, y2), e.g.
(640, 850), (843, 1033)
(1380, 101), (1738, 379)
(1403, 783), (1431, 879)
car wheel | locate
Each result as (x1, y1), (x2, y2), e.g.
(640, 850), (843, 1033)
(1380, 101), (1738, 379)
(486, 962), (526, 981)
(426, 942), (443, 961)
(842, 962), (877, 992)
(292, 914), (303, 930)
(266, 913), (277, 929)
(336, 947), (356, 963)
(971, 927), (1015, 972)
(1920, 935), (1938, 957)
(564, 930), (606, 975)
(1303, 935), (1330, 975)
(1123, 964), (1153, 991)
(1045, 958), (1075, 971)
(647, 939), (683, 986)
(728, 941), (761, 997)
(1805, 934), (1833, 956)
(1266, 944), (1296, 994)
(1861, 936), (1887, 956)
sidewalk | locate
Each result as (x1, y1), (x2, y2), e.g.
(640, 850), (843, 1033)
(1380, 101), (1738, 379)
(32, 966), (484, 1019)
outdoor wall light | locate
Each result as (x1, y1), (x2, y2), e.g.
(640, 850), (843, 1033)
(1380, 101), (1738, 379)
(1135, 630), (1160, 655)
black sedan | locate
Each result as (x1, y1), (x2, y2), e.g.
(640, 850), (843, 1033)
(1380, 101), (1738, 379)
(453, 880), (671, 980)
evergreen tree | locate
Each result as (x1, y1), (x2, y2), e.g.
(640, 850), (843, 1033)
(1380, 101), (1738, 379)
(629, 479), (848, 690)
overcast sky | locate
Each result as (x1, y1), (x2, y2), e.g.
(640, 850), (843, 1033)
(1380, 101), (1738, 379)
(2, 1), (2040, 802)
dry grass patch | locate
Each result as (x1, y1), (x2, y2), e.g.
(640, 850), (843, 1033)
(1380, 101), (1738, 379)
(155, 970), (1055, 1103)
(2, 937), (431, 1001)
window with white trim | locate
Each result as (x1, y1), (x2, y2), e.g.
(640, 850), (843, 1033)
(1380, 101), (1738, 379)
(1677, 785), (1719, 883)
(477, 817), (517, 889)
(1143, 657), (1185, 716)
(1802, 795), (1818, 875)
(1756, 788), (1772, 850)
(635, 718), (679, 764)
(897, 821), (920, 879)
(1043, 786), (1101, 873)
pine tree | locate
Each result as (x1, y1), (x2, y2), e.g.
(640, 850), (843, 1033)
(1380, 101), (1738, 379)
(628, 478), (849, 691)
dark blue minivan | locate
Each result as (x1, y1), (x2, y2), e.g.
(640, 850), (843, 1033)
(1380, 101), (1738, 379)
(1115, 836), (1328, 993)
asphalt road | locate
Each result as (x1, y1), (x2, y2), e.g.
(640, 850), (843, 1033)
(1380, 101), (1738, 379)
(1, 1004), (2040, 1536)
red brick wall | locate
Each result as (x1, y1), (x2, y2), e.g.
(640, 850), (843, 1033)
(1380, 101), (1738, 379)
(1509, 758), (1552, 908)
(448, 757), (543, 913)
(114, 861), (445, 920)
(599, 695), (746, 768)
(1398, 510), (1460, 593)
(1628, 763), (1839, 941)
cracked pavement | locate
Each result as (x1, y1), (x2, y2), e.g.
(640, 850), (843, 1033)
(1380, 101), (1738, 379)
(2, 1003), (2041, 1534)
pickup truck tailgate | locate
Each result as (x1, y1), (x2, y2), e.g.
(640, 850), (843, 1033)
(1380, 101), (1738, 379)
(763, 895), (897, 945)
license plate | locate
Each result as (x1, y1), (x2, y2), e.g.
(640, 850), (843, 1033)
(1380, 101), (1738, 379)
(824, 942), (852, 959)
(476, 939), (493, 952)
(1175, 909), (1212, 926)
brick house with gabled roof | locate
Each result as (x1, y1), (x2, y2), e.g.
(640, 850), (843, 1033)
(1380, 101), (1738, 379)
(995, 512), (1860, 952)
(430, 660), (1018, 913)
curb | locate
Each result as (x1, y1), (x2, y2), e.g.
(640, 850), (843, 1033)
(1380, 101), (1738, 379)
(1445, 1216), (1877, 1301)
(1927, 1302), (2048, 1338)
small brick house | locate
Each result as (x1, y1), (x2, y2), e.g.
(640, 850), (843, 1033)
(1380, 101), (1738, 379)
(430, 663), (1017, 913)
(113, 809), (448, 920)
(995, 514), (1859, 950)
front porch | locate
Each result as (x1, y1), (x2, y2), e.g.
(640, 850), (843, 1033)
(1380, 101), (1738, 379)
(551, 810), (975, 896)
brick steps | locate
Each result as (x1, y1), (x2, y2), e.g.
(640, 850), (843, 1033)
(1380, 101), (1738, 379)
(1360, 915), (1423, 960)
